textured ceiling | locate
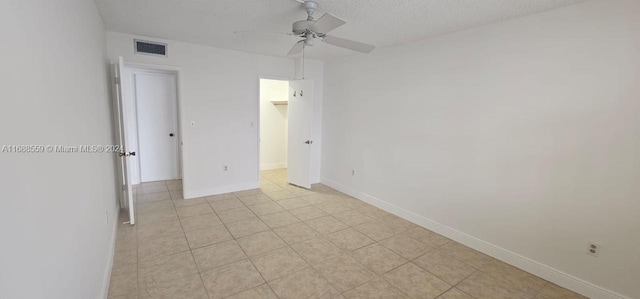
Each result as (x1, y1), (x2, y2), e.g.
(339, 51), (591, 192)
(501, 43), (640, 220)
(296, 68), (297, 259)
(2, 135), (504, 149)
(95, 0), (585, 60)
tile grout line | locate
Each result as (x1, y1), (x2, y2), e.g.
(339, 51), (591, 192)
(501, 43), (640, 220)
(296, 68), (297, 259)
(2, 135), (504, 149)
(121, 173), (567, 299)
(242, 181), (356, 298)
(449, 269), (481, 298)
(317, 214), (458, 297)
(289, 211), (394, 296)
(170, 181), (213, 299)
(205, 191), (284, 299)
(133, 180), (196, 298)
(251, 177), (295, 299)
(128, 177), (297, 298)
(142, 182), (416, 297)
(238, 189), (312, 299)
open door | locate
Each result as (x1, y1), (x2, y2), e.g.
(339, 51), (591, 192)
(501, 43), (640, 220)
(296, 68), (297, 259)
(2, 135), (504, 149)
(111, 56), (136, 225)
(287, 80), (314, 188)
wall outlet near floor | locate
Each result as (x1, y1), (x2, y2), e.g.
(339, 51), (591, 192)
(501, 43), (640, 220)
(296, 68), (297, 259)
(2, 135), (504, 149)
(223, 165), (228, 171)
(587, 242), (600, 257)
(351, 169), (356, 176)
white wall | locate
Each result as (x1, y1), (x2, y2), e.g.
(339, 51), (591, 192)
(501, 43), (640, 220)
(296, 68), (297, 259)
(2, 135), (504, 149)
(107, 32), (322, 198)
(260, 79), (289, 170)
(322, 1), (640, 298)
(0, 0), (118, 298)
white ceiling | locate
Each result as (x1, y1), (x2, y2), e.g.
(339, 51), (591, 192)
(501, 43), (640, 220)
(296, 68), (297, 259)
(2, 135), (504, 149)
(95, 0), (585, 60)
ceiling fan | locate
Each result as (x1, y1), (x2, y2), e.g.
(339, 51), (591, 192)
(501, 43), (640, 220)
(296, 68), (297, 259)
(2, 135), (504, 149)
(237, 0), (375, 56)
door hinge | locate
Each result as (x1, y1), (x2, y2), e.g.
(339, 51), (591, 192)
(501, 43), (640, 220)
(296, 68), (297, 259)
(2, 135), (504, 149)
(114, 77), (121, 85)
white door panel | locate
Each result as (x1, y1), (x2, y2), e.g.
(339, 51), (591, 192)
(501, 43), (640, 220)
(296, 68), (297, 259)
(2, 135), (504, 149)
(111, 57), (135, 225)
(134, 72), (179, 182)
(287, 80), (314, 189)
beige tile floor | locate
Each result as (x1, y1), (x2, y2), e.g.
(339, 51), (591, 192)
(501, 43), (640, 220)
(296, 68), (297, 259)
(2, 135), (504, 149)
(108, 169), (588, 299)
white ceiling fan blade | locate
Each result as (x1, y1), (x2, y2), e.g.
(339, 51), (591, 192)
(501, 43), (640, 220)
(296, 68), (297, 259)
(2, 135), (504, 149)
(233, 31), (295, 37)
(311, 13), (345, 34)
(287, 41), (304, 56)
(322, 35), (375, 54)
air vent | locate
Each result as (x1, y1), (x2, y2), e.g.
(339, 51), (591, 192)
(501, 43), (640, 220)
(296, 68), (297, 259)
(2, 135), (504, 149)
(134, 39), (167, 57)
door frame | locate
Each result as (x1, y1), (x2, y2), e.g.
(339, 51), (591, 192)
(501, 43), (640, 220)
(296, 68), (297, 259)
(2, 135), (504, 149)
(257, 75), (291, 185)
(125, 62), (185, 187)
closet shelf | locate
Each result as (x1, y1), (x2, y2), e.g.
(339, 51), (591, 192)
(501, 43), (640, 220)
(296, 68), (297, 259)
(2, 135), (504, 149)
(271, 100), (288, 106)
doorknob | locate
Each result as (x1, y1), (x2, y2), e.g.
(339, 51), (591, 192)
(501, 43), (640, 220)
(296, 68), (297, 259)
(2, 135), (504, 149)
(169, 133), (174, 137)
(305, 140), (313, 144)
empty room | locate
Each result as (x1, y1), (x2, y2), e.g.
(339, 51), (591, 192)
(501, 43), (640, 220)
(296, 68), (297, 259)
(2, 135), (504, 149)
(1, 0), (639, 298)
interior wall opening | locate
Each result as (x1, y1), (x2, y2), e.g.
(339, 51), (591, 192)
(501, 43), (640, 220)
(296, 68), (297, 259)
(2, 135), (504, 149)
(259, 78), (290, 181)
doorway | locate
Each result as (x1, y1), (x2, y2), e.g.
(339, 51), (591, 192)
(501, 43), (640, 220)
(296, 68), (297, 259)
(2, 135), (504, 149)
(259, 78), (289, 172)
(259, 78), (314, 188)
(124, 67), (182, 184)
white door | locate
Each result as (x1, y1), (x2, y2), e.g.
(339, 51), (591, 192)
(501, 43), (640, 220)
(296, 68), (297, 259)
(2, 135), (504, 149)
(134, 72), (179, 182)
(111, 57), (135, 225)
(287, 80), (314, 188)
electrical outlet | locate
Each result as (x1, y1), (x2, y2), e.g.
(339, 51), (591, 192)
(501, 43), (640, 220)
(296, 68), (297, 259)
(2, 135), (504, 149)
(351, 169), (356, 176)
(587, 242), (600, 257)
(223, 165), (228, 171)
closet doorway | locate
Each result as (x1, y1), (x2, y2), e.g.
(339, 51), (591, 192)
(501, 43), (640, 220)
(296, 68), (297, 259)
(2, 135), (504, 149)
(258, 77), (314, 188)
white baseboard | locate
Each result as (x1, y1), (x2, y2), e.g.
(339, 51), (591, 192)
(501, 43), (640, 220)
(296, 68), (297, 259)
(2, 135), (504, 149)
(260, 163), (287, 170)
(184, 182), (260, 199)
(101, 207), (119, 299)
(320, 176), (630, 299)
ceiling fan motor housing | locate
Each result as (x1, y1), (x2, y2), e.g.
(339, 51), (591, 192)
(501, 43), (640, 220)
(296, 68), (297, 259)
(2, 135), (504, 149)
(292, 0), (319, 36)
(292, 20), (313, 35)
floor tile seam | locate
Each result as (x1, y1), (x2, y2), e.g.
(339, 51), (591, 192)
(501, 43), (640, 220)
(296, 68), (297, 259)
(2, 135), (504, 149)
(134, 183), (539, 299)
(137, 189), (170, 195)
(203, 201), (265, 298)
(311, 245), (393, 296)
(473, 266), (550, 297)
(233, 226), (291, 299)
(181, 217), (212, 299)
(338, 246), (417, 297)
(450, 268), (482, 298)
(378, 261), (455, 299)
